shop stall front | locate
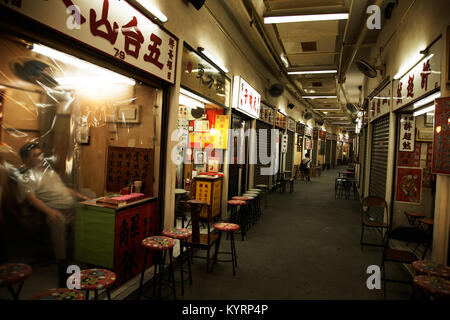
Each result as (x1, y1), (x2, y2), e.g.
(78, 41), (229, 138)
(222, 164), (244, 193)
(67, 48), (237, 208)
(274, 110), (287, 185)
(176, 43), (231, 219)
(228, 76), (260, 197)
(0, 0), (177, 286)
(390, 35), (442, 238)
(254, 102), (275, 188)
(286, 117), (296, 174)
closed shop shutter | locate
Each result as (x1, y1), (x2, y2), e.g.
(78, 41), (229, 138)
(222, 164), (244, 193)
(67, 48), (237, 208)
(312, 138), (318, 165)
(361, 126), (368, 196)
(285, 131), (294, 172)
(369, 115), (390, 199)
(254, 120), (272, 186)
(325, 140), (331, 166)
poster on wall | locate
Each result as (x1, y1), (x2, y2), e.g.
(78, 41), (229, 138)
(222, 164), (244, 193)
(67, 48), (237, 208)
(395, 167), (422, 204)
(432, 97), (450, 174)
(399, 114), (415, 152)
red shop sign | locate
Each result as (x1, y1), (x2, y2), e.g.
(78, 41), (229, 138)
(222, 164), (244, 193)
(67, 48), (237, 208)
(432, 97), (450, 174)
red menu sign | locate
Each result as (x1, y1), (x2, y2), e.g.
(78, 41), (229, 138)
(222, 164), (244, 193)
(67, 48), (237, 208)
(432, 97), (450, 174)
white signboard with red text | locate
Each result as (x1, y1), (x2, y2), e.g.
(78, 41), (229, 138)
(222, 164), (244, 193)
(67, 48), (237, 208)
(232, 76), (261, 119)
(393, 40), (441, 111)
(369, 82), (391, 122)
(2, 0), (178, 84)
(399, 114), (416, 152)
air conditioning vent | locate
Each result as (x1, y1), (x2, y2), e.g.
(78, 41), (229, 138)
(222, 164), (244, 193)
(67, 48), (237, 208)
(301, 41), (317, 52)
(312, 82), (323, 87)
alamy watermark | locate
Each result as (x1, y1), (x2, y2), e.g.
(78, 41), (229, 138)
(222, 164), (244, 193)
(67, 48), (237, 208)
(366, 5), (382, 30)
(366, 265), (381, 290)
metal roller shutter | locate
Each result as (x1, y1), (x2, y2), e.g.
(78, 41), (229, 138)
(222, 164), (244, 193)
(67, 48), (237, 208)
(325, 140), (331, 167)
(369, 115), (390, 199)
(331, 140), (337, 168)
(286, 131), (294, 172)
(254, 121), (271, 186)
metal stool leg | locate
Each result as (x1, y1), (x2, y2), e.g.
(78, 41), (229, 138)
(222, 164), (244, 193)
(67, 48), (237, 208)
(138, 248), (149, 300)
(169, 248), (176, 300)
(230, 232), (237, 276)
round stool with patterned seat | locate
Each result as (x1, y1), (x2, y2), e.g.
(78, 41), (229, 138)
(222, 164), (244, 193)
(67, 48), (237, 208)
(413, 275), (450, 300)
(162, 228), (192, 296)
(0, 263), (32, 300)
(67, 268), (116, 300)
(255, 184), (269, 208)
(242, 194), (258, 227)
(30, 288), (84, 300)
(211, 223), (240, 276)
(138, 236), (176, 300)
(412, 260), (450, 279)
(231, 196), (250, 237)
(246, 190), (262, 220)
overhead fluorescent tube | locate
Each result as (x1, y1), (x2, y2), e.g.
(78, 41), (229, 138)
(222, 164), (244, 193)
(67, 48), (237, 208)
(136, 0), (168, 22)
(264, 13), (349, 24)
(198, 48), (229, 73)
(314, 108), (341, 111)
(180, 88), (211, 105)
(303, 96), (337, 99)
(32, 44), (135, 85)
(393, 53), (434, 80)
(413, 92), (440, 109)
(288, 70), (337, 75)
(413, 105), (435, 117)
(179, 94), (204, 109)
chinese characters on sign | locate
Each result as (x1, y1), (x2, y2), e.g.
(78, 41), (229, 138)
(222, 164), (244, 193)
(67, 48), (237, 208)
(369, 83), (391, 122)
(399, 114), (415, 152)
(432, 97), (450, 174)
(288, 118), (296, 132)
(232, 76), (261, 119)
(3, 0), (178, 84)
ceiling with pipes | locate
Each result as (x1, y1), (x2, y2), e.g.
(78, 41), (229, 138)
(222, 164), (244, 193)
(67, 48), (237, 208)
(222, 0), (394, 131)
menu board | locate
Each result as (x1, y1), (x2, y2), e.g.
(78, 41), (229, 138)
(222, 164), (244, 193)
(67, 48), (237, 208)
(214, 115), (229, 149)
(432, 97), (450, 174)
(106, 147), (154, 195)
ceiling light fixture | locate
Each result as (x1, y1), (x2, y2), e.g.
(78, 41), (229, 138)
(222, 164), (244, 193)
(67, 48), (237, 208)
(413, 105), (435, 117)
(303, 96), (337, 99)
(313, 108), (341, 111)
(179, 94), (205, 109)
(180, 88), (211, 105)
(198, 47), (229, 73)
(264, 13), (349, 24)
(288, 70), (337, 75)
(413, 92), (440, 109)
(136, 0), (168, 23)
(280, 53), (289, 68)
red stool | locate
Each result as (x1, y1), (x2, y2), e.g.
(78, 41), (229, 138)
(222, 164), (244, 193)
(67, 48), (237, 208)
(138, 236), (176, 300)
(227, 200), (246, 240)
(413, 275), (450, 300)
(162, 228), (193, 296)
(0, 263), (32, 300)
(30, 288), (84, 300)
(67, 268), (116, 300)
(211, 223), (240, 276)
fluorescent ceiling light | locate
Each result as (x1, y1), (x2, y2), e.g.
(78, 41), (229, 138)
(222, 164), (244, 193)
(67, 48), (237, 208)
(314, 108), (341, 111)
(55, 76), (135, 86)
(180, 88), (212, 105)
(304, 96), (337, 99)
(413, 105), (435, 117)
(288, 70), (337, 75)
(393, 53), (434, 80)
(179, 94), (204, 109)
(136, 0), (168, 22)
(280, 54), (289, 68)
(324, 116), (347, 119)
(32, 44), (135, 85)
(199, 48), (229, 73)
(279, 109), (287, 116)
(413, 92), (440, 109)
(264, 13), (349, 24)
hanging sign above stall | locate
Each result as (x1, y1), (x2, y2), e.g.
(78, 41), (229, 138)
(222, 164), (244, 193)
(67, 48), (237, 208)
(181, 45), (230, 107)
(275, 111), (287, 129)
(287, 118), (296, 132)
(296, 123), (305, 135)
(399, 114), (416, 152)
(393, 40), (441, 111)
(259, 103), (274, 125)
(232, 76), (261, 119)
(2, 0), (178, 84)
(369, 82), (391, 122)
(304, 126), (312, 137)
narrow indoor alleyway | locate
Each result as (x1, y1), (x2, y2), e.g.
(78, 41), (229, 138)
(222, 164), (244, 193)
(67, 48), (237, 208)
(129, 167), (412, 300)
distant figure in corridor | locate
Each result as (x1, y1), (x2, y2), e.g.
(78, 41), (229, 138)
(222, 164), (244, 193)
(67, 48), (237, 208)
(17, 141), (89, 285)
(301, 152), (311, 181)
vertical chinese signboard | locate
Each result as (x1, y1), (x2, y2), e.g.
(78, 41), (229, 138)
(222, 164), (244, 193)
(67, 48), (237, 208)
(2, 0), (178, 84)
(369, 82), (391, 122)
(399, 114), (415, 152)
(432, 97), (450, 174)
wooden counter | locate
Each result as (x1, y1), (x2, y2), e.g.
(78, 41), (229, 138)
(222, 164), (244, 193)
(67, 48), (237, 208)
(74, 196), (158, 286)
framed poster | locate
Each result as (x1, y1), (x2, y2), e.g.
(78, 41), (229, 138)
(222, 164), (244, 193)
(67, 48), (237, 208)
(194, 150), (206, 165)
(395, 167), (422, 204)
(416, 128), (433, 142)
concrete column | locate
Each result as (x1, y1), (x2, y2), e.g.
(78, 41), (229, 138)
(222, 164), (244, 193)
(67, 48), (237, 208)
(385, 111), (397, 225)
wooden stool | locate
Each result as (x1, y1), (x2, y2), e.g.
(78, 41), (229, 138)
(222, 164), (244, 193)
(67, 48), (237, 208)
(162, 228), (192, 296)
(139, 236), (176, 300)
(404, 211), (426, 228)
(211, 223), (240, 276)
(67, 268), (116, 300)
(30, 288), (84, 300)
(413, 275), (450, 300)
(0, 263), (32, 300)
(412, 260), (450, 279)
